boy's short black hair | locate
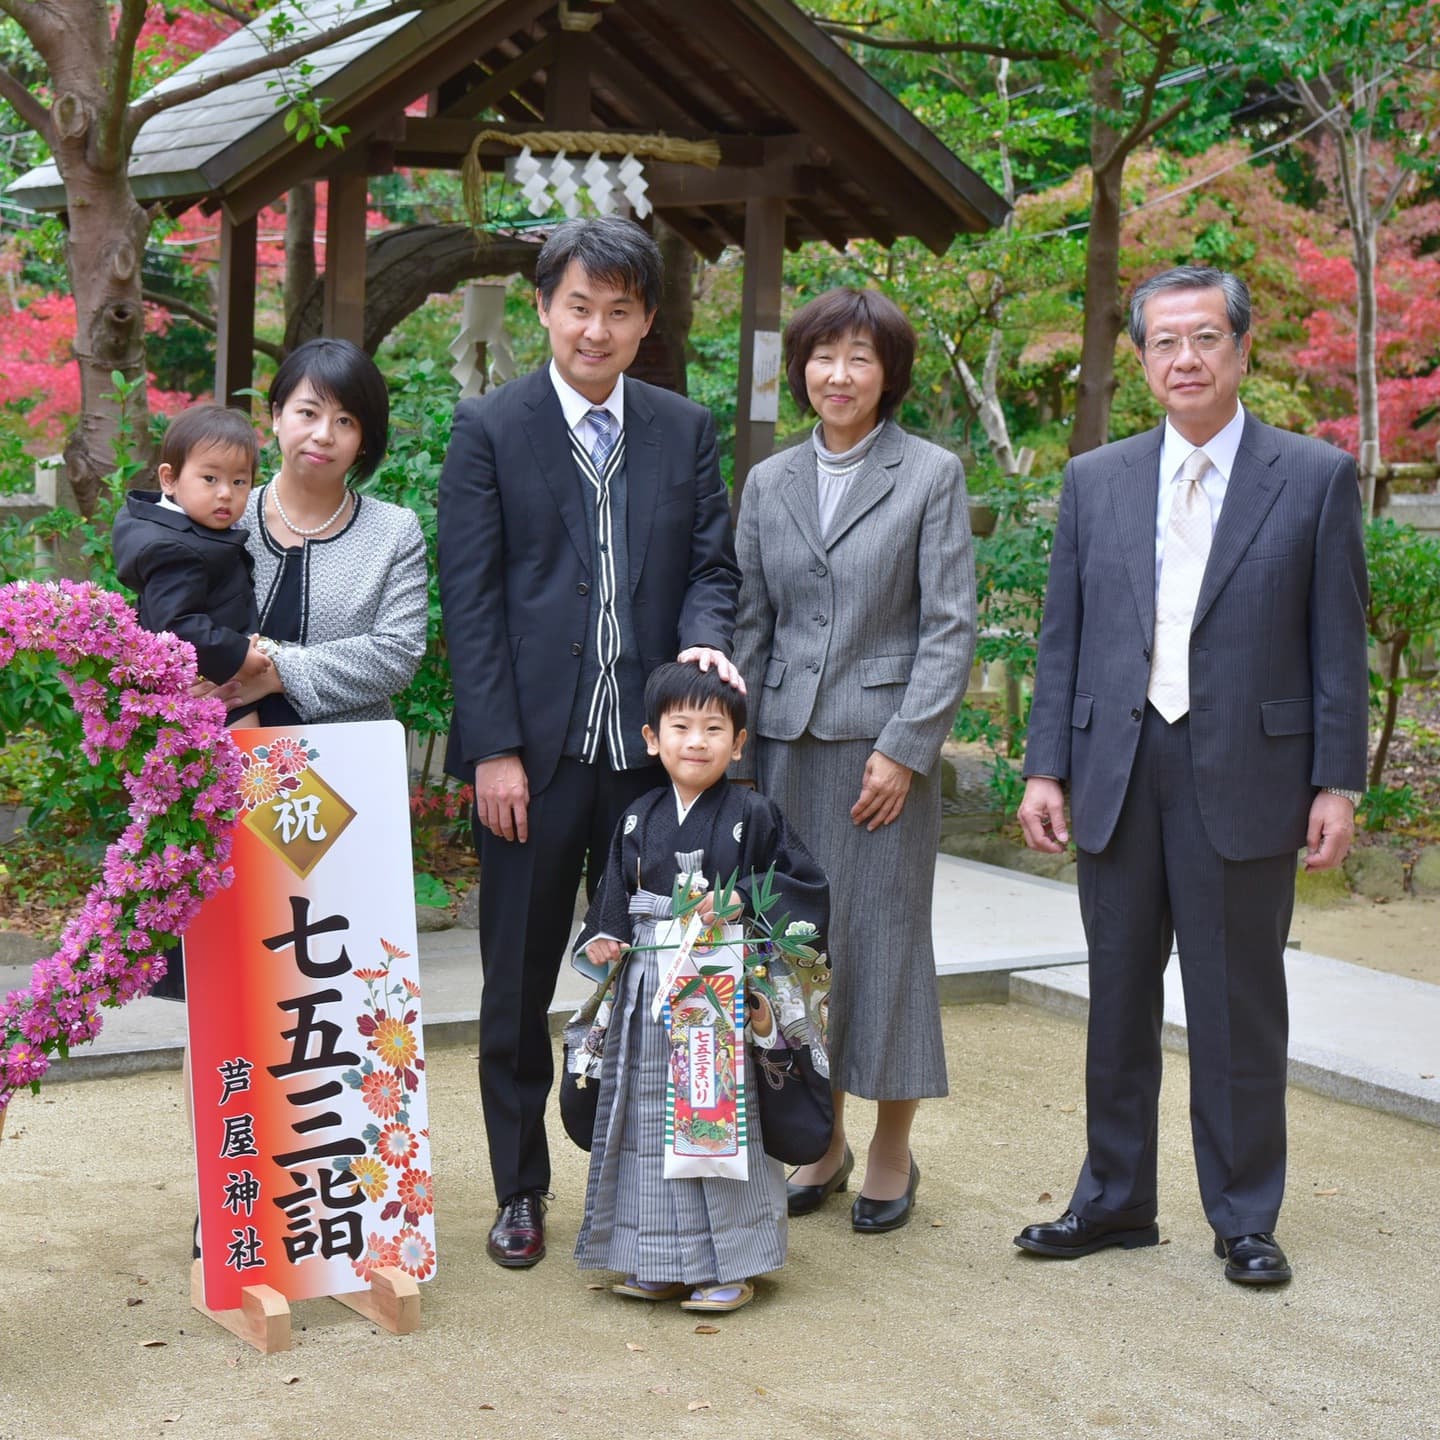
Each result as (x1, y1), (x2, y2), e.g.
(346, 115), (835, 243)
(268, 337), (389, 480)
(159, 403), (259, 476)
(644, 661), (746, 733)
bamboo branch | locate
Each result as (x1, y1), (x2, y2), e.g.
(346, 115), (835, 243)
(125, 0), (438, 137)
(0, 62), (51, 139)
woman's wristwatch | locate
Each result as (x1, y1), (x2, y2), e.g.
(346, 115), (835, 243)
(255, 636), (284, 663)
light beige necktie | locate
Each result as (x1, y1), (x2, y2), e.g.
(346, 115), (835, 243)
(1147, 448), (1213, 723)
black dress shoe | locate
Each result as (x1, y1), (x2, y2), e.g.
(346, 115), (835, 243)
(1214, 1232), (1291, 1286)
(1013, 1209), (1160, 1257)
(487, 1191), (547, 1268)
(787, 1146), (854, 1217)
(851, 1157), (920, 1234)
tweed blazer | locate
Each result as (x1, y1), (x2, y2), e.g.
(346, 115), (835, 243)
(1022, 415), (1369, 861)
(732, 422), (976, 778)
(246, 488), (428, 724)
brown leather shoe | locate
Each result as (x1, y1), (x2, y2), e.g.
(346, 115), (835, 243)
(487, 1191), (547, 1268)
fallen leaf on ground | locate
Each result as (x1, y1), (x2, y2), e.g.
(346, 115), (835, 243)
(161, 1415), (181, 1424)
(479, 1403), (495, 1411)
(586, 1283), (605, 1290)
(1159, 1238), (1171, 1246)
(1059, 1105), (1077, 1114)
(929, 1219), (945, 1227)
(1379, 1228), (1394, 1235)
(1313, 1187), (1340, 1197)
(625, 1342), (646, 1352)
(139, 1340), (167, 1349)
(282, 1375), (301, 1385)
(226, 1356), (240, 1368)
(688, 1400), (712, 1412)
(126, 1297), (143, 1308)
(1036, 1192), (1052, 1204)
(693, 1323), (720, 1334)
(648, 1385), (670, 1395)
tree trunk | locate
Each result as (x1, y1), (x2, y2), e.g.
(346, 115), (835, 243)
(46, 65), (155, 516)
(283, 181), (318, 335)
(1069, 9), (1125, 458)
(654, 218), (694, 398)
(1351, 215), (1383, 516)
(1369, 634), (1407, 788)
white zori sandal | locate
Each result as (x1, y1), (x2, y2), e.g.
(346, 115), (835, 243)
(680, 1281), (755, 1313)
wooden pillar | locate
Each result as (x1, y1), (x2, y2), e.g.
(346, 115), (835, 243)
(322, 168), (369, 345)
(214, 214), (257, 408)
(732, 195), (786, 512)
(545, 27), (591, 126)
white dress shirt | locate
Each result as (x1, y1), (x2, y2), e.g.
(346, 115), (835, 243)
(549, 360), (624, 451)
(1153, 401), (1246, 591)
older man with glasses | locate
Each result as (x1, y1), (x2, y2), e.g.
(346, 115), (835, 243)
(1013, 265), (1368, 1287)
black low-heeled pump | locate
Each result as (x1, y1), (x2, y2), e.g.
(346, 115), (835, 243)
(851, 1156), (920, 1234)
(786, 1145), (854, 1217)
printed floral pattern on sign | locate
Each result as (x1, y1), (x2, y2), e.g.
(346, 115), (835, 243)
(0, 580), (241, 1116)
(336, 939), (435, 1247)
(236, 738), (317, 814)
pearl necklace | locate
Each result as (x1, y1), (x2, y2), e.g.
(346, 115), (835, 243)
(271, 479), (350, 538)
(817, 456), (866, 478)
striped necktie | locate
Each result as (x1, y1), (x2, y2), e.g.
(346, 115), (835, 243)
(588, 407), (616, 471)
(1147, 447), (1213, 723)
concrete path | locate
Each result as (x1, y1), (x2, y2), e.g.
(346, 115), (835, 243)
(7, 855), (1438, 1129)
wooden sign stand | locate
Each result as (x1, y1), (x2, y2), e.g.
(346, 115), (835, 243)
(190, 1261), (421, 1354)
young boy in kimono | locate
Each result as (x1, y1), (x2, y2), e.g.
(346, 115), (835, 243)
(573, 662), (829, 1314)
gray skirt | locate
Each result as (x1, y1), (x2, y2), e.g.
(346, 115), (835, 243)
(758, 734), (948, 1101)
(574, 930), (786, 1284)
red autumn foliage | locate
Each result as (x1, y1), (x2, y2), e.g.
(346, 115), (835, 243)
(1294, 221), (1440, 463)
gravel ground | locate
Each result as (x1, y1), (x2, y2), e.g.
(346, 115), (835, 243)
(2, 1003), (1437, 1440)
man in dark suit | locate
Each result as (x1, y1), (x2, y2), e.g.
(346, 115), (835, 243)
(1013, 266), (1368, 1286)
(437, 217), (742, 1268)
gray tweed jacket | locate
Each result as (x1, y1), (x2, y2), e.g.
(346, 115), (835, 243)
(731, 422), (977, 778)
(245, 488), (428, 723)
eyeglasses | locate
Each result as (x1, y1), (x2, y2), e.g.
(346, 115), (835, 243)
(1143, 330), (1237, 358)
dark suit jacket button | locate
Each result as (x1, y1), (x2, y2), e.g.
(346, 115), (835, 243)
(816, 564), (828, 577)
(578, 583), (589, 596)
(1142, 649), (1150, 661)
(808, 661), (820, 672)
(571, 642), (582, 656)
(1130, 707), (1142, 721)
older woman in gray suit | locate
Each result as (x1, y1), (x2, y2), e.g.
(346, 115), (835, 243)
(732, 289), (975, 1233)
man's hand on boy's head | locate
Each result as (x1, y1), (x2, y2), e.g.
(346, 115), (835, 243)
(677, 647), (747, 695)
(585, 936), (623, 970)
